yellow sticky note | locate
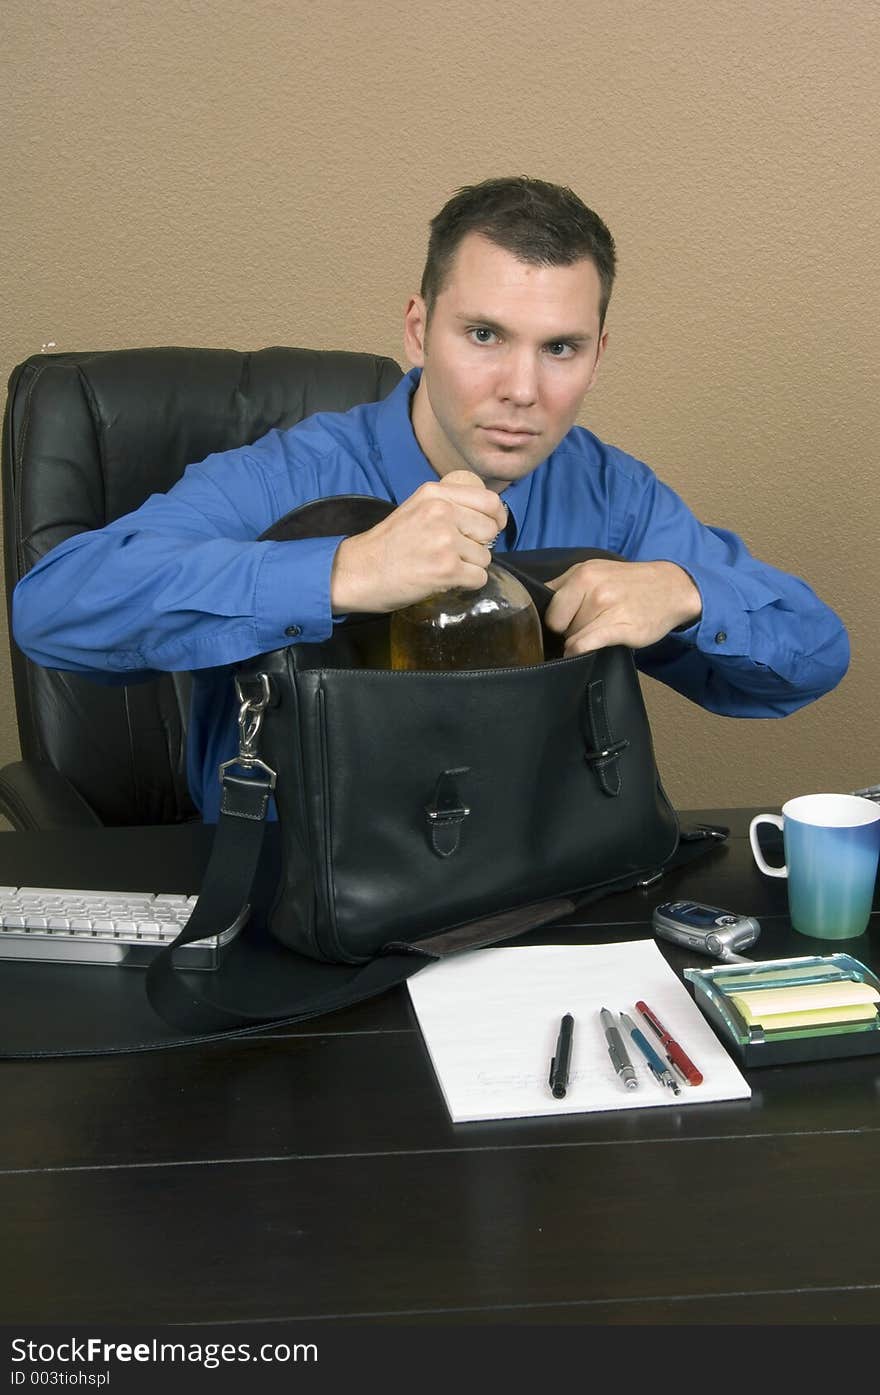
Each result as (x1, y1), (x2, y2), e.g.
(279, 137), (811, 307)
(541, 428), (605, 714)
(730, 1000), (878, 1030)
(730, 979), (880, 1030)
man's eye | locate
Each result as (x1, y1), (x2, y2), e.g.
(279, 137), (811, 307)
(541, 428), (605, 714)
(546, 342), (575, 358)
(469, 327), (497, 344)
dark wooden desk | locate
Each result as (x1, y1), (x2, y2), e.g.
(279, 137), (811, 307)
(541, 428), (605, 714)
(2, 809), (880, 1331)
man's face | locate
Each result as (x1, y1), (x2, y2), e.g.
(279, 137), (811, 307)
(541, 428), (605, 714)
(403, 232), (608, 491)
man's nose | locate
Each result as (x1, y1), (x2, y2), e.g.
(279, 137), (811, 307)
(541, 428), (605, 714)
(497, 351), (539, 406)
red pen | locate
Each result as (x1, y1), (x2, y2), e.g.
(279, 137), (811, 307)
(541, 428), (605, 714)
(635, 1000), (704, 1086)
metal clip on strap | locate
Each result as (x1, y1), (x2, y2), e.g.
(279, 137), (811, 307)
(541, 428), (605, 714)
(218, 673), (277, 819)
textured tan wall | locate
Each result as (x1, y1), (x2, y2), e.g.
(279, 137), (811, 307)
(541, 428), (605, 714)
(2, 0), (878, 812)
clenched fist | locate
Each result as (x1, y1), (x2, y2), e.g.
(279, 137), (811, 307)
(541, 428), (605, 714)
(330, 470), (508, 614)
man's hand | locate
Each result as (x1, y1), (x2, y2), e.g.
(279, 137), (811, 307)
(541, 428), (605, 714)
(330, 470), (507, 614)
(545, 559), (702, 655)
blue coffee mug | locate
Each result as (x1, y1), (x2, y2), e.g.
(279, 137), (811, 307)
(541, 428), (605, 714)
(750, 793), (880, 939)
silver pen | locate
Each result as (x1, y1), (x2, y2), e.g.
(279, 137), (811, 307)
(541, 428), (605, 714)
(600, 1007), (638, 1089)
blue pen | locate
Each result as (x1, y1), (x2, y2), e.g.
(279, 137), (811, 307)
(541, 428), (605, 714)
(619, 1012), (680, 1095)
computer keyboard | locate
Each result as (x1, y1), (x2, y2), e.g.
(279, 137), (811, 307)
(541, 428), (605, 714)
(0, 886), (243, 969)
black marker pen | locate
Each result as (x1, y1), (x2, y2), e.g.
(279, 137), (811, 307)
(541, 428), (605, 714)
(549, 1013), (574, 1099)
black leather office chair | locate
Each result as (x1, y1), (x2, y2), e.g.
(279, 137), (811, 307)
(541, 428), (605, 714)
(0, 346), (403, 829)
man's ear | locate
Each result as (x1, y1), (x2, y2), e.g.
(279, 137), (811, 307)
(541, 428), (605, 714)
(403, 294), (428, 366)
(584, 328), (609, 394)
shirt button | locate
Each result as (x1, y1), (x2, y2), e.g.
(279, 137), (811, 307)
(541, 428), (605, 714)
(715, 630), (727, 644)
(285, 625), (302, 638)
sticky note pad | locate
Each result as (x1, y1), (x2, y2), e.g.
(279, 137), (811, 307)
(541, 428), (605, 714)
(686, 955), (880, 1067)
(730, 979), (880, 1030)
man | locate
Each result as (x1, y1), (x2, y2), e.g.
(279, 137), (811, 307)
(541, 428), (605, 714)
(12, 177), (849, 820)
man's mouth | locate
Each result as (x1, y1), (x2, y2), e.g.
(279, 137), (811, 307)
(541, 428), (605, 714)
(479, 425), (539, 446)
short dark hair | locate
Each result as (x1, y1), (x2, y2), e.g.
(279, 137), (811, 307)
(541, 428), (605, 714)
(420, 176), (617, 329)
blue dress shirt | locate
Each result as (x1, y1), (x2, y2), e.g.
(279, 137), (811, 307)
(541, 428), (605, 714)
(12, 367), (849, 820)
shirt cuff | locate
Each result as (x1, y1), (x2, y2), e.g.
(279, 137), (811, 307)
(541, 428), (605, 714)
(657, 558), (782, 659)
(253, 536), (345, 649)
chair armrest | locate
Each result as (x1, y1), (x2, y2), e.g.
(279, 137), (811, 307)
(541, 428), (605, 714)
(0, 760), (103, 830)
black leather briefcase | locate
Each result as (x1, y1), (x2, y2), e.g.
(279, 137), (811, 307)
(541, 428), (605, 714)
(142, 498), (726, 1037)
(252, 573), (679, 964)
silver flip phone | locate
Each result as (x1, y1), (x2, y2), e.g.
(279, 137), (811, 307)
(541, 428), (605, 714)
(651, 899), (760, 962)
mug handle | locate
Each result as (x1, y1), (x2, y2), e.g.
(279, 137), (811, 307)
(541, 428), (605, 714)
(749, 814), (787, 877)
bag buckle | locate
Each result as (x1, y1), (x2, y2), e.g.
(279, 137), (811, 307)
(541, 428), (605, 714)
(583, 679), (628, 797)
(425, 767), (471, 858)
(218, 673), (277, 790)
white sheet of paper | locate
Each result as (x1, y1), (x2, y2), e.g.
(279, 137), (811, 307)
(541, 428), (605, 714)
(407, 939), (751, 1122)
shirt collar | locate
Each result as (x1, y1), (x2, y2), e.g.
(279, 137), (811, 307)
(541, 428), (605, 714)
(374, 366), (535, 548)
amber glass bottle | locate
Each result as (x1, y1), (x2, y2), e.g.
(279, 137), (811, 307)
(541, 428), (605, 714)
(390, 562), (544, 671)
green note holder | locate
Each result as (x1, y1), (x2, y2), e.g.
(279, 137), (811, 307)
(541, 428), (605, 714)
(684, 954), (880, 1067)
